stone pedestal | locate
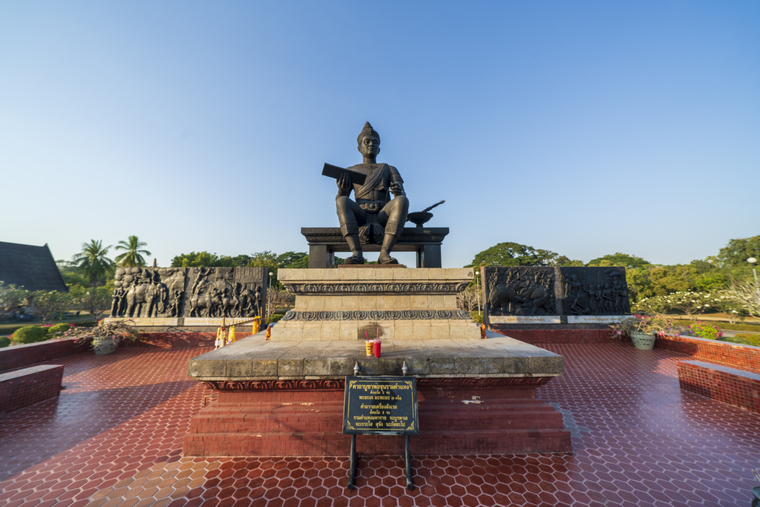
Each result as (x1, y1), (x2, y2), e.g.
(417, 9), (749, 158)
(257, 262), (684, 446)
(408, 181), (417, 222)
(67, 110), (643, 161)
(270, 268), (481, 341)
(183, 332), (571, 457)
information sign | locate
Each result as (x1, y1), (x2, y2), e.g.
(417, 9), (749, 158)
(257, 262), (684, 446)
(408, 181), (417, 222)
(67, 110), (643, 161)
(343, 376), (418, 435)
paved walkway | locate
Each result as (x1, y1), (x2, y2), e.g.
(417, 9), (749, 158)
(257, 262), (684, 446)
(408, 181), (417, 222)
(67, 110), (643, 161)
(0, 343), (759, 506)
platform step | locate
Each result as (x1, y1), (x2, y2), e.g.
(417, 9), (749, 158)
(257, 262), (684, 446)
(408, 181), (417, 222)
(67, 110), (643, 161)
(183, 427), (572, 457)
(189, 400), (565, 434)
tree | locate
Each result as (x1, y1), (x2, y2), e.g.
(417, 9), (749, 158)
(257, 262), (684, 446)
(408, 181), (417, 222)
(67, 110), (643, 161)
(717, 235), (760, 268)
(269, 287), (295, 316)
(276, 252), (309, 269)
(555, 256), (584, 267)
(248, 251), (281, 286)
(456, 284), (481, 313)
(31, 290), (72, 324)
(0, 281), (31, 316)
(723, 276), (760, 318)
(114, 235), (152, 267)
(171, 252), (225, 267)
(468, 242), (560, 268)
(69, 285), (112, 322)
(586, 253), (651, 269)
(72, 240), (115, 287)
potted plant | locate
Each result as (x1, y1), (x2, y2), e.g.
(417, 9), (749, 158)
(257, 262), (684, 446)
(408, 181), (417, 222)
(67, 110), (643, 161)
(610, 314), (676, 350)
(61, 319), (139, 355)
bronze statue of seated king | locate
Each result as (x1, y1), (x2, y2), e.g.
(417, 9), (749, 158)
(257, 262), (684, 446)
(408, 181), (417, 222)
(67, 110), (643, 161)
(335, 122), (409, 265)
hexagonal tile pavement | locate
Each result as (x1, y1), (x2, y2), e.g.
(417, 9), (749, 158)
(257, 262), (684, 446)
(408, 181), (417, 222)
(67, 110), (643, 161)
(0, 343), (759, 506)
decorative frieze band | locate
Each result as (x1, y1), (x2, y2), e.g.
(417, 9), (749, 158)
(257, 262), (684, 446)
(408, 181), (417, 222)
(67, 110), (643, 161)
(203, 379), (345, 391)
(416, 377), (552, 388)
(284, 282), (470, 295)
(280, 309), (472, 322)
(202, 376), (551, 391)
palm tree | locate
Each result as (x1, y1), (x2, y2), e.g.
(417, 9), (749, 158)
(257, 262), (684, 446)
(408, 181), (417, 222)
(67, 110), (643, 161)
(114, 235), (152, 267)
(72, 240), (115, 287)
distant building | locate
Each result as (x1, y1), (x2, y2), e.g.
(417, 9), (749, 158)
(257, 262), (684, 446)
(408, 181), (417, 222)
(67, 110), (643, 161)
(0, 241), (68, 292)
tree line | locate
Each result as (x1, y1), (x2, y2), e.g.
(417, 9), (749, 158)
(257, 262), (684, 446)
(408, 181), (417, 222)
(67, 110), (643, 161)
(4, 234), (758, 323)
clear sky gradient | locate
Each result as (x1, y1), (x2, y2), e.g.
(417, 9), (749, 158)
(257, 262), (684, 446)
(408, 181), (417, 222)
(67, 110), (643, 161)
(1, 1), (758, 268)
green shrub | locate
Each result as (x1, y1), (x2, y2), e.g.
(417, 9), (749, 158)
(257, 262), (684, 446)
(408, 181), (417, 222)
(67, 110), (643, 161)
(11, 325), (50, 344)
(724, 334), (760, 347)
(48, 323), (73, 336)
(470, 311), (483, 324)
(266, 313), (284, 325)
(0, 337), (10, 348)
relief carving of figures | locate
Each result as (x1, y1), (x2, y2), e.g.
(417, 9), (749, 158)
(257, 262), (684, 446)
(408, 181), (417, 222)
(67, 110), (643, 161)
(110, 267), (266, 319)
(560, 267), (630, 315)
(485, 267), (555, 316)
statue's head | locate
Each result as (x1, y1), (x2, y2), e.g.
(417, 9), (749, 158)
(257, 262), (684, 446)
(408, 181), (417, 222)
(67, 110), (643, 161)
(357, 121), (380, 158)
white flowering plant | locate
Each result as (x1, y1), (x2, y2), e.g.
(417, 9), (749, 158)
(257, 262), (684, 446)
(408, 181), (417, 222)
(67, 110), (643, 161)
(633, 291), (724, 320)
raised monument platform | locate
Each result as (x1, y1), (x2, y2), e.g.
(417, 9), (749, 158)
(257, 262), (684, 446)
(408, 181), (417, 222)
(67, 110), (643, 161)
(269, 267), (481, 341)
(183, 331), (571, 457)
(302, 227), (449, 268)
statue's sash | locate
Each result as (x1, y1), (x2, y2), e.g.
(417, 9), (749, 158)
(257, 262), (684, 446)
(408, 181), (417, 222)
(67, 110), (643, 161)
(354, 163), (389, 200)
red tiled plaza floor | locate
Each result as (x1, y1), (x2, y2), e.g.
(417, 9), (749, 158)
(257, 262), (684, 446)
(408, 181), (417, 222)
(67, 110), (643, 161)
(0, 342), (759, 506)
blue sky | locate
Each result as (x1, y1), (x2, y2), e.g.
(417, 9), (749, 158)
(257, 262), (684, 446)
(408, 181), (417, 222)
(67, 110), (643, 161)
(1, 1), (758, 268)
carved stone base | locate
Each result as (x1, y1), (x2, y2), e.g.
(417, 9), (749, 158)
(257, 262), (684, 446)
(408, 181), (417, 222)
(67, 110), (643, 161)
(270, 268), (480, 341)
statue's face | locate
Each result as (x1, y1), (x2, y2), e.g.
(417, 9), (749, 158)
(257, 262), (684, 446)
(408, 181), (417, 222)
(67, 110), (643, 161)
(358, 135), (380, 158)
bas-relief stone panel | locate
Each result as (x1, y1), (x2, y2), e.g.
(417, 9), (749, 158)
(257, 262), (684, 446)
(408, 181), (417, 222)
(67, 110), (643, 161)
(484, 267), (557, 317)
(483, 267), (631, 318)
(110, 267), (267, 319)
(559, 267), (630, 315)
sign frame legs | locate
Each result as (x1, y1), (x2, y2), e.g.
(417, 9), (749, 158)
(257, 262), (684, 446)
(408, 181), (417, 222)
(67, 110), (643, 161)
(348, 435), (358, 490)
(346, 434), (414, 491)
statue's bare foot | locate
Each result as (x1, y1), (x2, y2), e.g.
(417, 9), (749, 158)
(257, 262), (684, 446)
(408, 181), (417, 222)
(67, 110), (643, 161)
(378, 253), (399, 265)
(344, 254), (365, 265)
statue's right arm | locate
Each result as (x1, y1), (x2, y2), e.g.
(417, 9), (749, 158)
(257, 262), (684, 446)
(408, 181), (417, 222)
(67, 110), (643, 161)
(336, 172), (352, 198)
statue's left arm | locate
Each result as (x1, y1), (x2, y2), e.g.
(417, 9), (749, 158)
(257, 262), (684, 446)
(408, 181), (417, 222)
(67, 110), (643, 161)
(388, 165), (405, 197)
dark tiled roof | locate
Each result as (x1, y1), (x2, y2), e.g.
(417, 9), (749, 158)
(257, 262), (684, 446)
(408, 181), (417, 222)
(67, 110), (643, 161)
(0, 241), (68, 292)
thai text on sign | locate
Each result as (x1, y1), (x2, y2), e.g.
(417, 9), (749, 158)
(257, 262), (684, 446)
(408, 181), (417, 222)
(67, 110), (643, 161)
(343, 376), (419, 435)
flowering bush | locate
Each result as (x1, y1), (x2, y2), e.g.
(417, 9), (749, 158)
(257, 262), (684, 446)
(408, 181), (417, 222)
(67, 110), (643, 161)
(680, 322), (723, 340)
(633, 291), (724, 320)
(60, 319), (139, 349)
(610, 314), (677, 339)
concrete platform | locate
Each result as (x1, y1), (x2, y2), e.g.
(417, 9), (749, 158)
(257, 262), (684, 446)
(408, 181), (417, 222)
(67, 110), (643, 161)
(187, 330), (564, 382)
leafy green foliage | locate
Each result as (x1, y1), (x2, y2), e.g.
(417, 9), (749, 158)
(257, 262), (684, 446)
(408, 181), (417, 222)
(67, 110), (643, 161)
(48, 323), (73, 336)
(717, 235), (760, 268)
(0, 337), (10, 348)
(587, 253), (651, 269)
(724, 334), (760, 347)
(11, 325), (49, 344)
(72, 240), (115, 287)
(171, 251), (254, 267)
(114, 235), (151, 267)
(266, 313), (285, 325)
(469, 242), (560, 268)
(276, 252), (309, 269)
(56, 260), (91, 287)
